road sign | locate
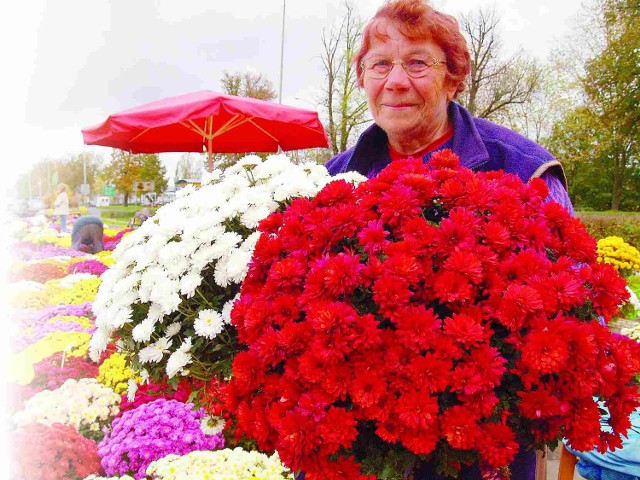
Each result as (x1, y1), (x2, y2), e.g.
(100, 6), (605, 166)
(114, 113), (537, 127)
(103, 186), (116, 196)
(132, 181), (155, 192)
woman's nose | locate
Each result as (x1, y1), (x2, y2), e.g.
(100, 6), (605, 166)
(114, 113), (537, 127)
(384, 63), (411, 88)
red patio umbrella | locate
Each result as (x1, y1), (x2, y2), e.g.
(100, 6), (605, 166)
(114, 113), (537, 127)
(81, 90), (329, 171)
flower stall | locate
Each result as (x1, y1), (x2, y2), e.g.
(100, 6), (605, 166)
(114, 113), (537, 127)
(6, 152), (640, 480)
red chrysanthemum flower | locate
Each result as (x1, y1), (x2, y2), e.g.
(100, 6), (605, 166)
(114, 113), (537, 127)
(477, 422), (519, 468)
(224, 152), (639, 479)
(441, 406), (481, 450)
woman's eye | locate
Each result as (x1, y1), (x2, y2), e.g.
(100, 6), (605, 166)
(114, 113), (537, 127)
(406, 58), (428, 69)
(373, 59), (392, 68)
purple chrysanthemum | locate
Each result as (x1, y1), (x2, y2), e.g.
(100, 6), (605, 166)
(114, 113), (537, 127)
(98, 398), (224, 479)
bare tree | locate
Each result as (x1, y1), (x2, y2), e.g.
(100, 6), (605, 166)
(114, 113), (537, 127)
(210, 71), (278, 170)
(458, 7), (542, 120)
(320, 1), (370, 156)
(220, 70), (276, 101)
(174, 153), (204, 181)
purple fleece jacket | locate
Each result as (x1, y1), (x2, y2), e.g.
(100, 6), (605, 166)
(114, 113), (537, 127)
(326, 101), (574, 215)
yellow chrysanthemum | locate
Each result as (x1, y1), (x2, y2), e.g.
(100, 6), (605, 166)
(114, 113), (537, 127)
(9, 277), (101, 309)
(97, 352), (138, 395)
(24, 230), (72, 247)
(104, 227), (125, 237)
(95, 250), (116, 266)
(9, 331), (91, 385)
(597, 236), (640, 278)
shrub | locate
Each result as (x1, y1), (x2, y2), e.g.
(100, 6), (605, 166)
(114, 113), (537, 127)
(578, 212), (640, 248)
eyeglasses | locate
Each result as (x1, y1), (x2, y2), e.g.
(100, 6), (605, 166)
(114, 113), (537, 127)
(360, 56), (446, 79)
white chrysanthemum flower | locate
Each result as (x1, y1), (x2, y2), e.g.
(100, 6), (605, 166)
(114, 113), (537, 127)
(241, 231), (261, 253)
(626, 285), (640, 311)
(146, 303), (164, 324)
(164, 256), (191, 280)
(139, 337), (172, 363)
(226, 248), (253, 283)
(214, 255), (231, 288)
(158, 291), (183, 315)
(166, 348), (192, 378)
(224, 154), (263, 175)
(210, 232), (242, 259)
(190, 243), (219, 271)
(221, 294), (240, 324)
(194, 309), (224, 340)
(241, 204), (275, 228)
(333, 171), (368, 186)
(132, 317), (156, 343)
(200, 415), (226, 435)
(180, 271), (203, 298)
(202, 168), (223, 185)
(127, 379), (138, 402)
(166, 322), (181, 337)
(111, 307), (134, 329)
(218, 193), (249, 219)
(176, 184), (197, 198)
(89, 328), (111, 361)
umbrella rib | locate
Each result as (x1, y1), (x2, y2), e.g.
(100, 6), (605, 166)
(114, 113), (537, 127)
(244, 118), (280, 145)
(130, 128), (151, 143)
(211, 114), (249, 138)
(180, 120), (209, 138)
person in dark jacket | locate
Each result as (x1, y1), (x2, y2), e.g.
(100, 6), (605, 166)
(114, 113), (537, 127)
(326, 0), (573, 215)
(71, 215), (104, 254)
(322, 1), (575, 479)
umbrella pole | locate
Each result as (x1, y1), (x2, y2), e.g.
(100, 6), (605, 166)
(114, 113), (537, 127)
(207, 126), (214, 172)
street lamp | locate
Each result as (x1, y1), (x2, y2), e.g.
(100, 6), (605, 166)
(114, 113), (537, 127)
(278, 0), (286, 104)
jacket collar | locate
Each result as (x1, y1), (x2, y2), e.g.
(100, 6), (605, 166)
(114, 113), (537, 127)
(348, 102), (489, 173)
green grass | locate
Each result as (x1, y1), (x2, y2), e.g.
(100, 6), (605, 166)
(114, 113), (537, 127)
(103, 217), (131, 228)
(99, 205), (152, 214)
(628, 275), (640, 298)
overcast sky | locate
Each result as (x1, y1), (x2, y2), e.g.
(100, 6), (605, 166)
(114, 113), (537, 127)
(4, 0), (587, 185)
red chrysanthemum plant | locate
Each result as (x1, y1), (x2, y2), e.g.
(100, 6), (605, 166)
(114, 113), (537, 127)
(12, 423), (102, 479)
(225, 151), (640, 480)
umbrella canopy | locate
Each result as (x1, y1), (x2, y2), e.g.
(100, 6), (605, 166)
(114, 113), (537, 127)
(81, 90), (329, 171)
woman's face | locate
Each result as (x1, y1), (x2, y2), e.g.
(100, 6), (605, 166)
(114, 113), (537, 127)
(362, 20), (457, 149)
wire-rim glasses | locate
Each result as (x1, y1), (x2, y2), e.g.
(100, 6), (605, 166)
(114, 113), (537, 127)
(361, 56), (446, 79)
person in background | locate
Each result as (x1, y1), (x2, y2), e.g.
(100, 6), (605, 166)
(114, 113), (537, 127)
(71, 215), (104, 254)
(326, 0), (573, 215)
(53, 183), (70, 233)
(128, 207), (152, 228)
(324, 0), (576, 478)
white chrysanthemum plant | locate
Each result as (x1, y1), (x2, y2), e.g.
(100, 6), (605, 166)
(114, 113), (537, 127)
(146, 448), (294, 480)
(13, 378), (120, 441)
(89, 154), (365, 399)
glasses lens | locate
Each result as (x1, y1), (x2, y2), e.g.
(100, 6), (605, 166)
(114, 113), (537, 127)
(367, 59), (392, 78)
(363, 57), (442, 78)
(404, 58), (430, 76)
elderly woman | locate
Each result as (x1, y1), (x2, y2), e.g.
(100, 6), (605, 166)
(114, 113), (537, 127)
(327, 0), (572, 216)
(325, 0), (572, 479)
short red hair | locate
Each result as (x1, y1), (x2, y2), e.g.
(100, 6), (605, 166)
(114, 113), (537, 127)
(354, 0), (470, 98)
